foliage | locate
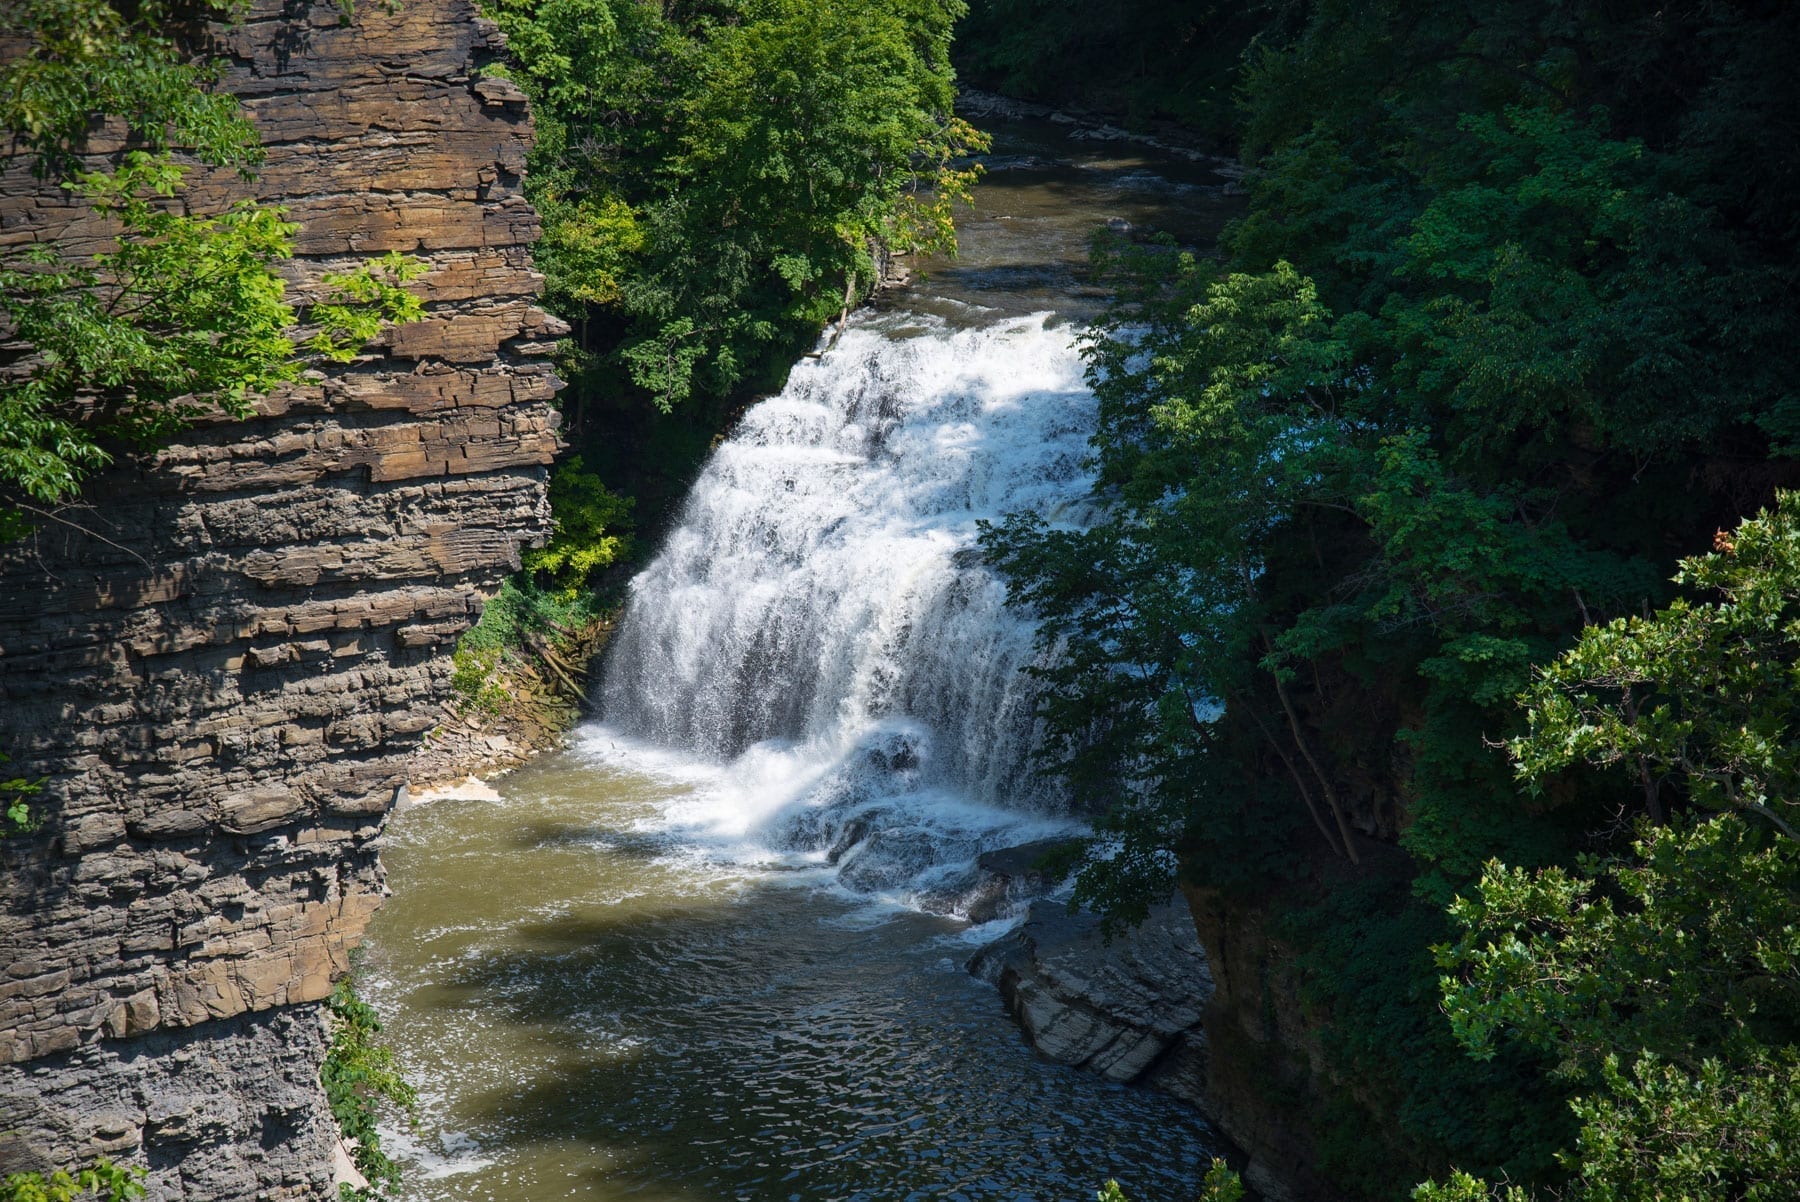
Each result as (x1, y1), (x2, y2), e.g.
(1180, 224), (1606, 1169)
(0, 1159), (144, 1202)
(487, 0), (985, 411)
(323, 978), (417, 1202)
(1424, 496), (1800, 1200)
(306, 253), (429, 362)
(450, 576), (604, 714)
(982, 2), (1800, 1195)
(0, 2), (428, 537)
(0, 0), (261, 179)
(1411, 1171), (1531, 1202)
(0, 154), (298, 529)
(1095, 1159), (1243, 1202)
(1, 752), (44, 838)
(1510, 494), (1800, 835)
(521, 456), (634, 596)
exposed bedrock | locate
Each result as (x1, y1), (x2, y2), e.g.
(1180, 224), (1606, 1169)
(967, 897), (1215, 1109)
(971, 888), (1339, 1202)
(0, 0), (556, 1193)
(0, 1005), (337, 1200)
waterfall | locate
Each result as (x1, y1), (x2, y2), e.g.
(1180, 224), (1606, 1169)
(593, 312), (1097, 911)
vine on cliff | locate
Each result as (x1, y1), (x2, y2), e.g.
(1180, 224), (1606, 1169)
(1, 1158), (145, 1202)
(1, 751), (43, 838)
(322, 977), (418, 1202)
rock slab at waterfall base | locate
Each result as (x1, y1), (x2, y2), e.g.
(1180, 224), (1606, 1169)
(969, 899), (1330, 1199)
(967, 897), (1214, 1103)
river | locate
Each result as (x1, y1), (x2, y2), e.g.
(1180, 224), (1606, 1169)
(361, 113), (1240, 1202)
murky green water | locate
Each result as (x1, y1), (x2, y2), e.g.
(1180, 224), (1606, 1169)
(363, 751), (1220, 1201)
(360, 119), (1239, 1202)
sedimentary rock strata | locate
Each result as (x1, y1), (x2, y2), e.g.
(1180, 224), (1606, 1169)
(0, 0), (556, 1190)
(968, 896), (1214, 1105)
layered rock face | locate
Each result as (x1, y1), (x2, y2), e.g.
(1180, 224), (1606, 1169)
(1182, 886), (1346, 1202)
(968, 897), (1214, 1103)
(0, 0), (557, 1193)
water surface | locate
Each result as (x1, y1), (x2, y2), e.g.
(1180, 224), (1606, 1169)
(367, 747), (1220, 1200)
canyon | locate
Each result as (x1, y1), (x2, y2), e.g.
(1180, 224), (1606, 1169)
(1, 12), (1342, 1199)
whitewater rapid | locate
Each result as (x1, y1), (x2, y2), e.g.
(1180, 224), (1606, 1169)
(590, 312), (1100, 913)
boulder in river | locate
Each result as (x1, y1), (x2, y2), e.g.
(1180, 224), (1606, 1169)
(966, 894), (1213, 1104)
(954, 838), (1079, 923)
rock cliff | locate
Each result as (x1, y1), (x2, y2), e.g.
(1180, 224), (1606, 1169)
(0, 0), (557, 1194)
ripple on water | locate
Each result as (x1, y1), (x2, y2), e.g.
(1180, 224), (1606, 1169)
(364, 754), (1222, 1202)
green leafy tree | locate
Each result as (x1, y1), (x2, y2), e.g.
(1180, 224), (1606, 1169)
(0, 1), (430, 536)
(0, 154), (299, 531)
(306, 253), (429, 362)
(1428, 495), (1800, 1200)
(1510, 495), (1800, 836)
(0, 0), (261, 178)
(620, 0), (986, 408)
(522, 456), (633, 596)
(488, 0), (985, 411)
(985, 2), (1800, 1191)
(1096, 1159), (1244, 1202)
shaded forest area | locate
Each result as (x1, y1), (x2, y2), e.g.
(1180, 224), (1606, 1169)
(972, 1), (1800, 1197)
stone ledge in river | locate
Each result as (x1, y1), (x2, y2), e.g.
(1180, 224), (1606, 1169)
(966, 895), (1214, 1104)
(956, 838), (1079, 923)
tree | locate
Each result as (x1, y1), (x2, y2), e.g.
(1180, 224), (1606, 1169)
(0, 154), (299, 533)
(489, 0), (985, 411)
(1428, 494), (1800, 1200)
(0, 0), (425, 536)
(1096, 1159), (1244, 1202)
(982, 3), (1800, 1190)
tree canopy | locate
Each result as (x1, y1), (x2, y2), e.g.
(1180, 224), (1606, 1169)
(487, 0), (985, 411)
(979, 0), (1800, 1193)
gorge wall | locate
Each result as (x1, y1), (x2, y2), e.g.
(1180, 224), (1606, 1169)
(0, 1), (559, 1194)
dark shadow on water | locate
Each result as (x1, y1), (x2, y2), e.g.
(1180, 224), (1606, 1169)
(387, 863), (1224, 1201)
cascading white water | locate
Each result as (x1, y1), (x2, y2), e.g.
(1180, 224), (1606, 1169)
(595, 311), (1098, 910)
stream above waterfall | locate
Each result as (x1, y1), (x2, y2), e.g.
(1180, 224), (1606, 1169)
(362, 115), (1241, 1202)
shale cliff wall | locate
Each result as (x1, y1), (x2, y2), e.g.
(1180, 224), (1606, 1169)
(0, 1), (557, 1194)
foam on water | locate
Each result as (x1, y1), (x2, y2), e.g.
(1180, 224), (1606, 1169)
(592, 312), (1099, 915)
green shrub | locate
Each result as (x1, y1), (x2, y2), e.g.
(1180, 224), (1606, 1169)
(450, 576), (606, 712)
(522, 456), (633, 597)
(2, 1159), (144, 1202)
(322, 978), (416, 1202)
